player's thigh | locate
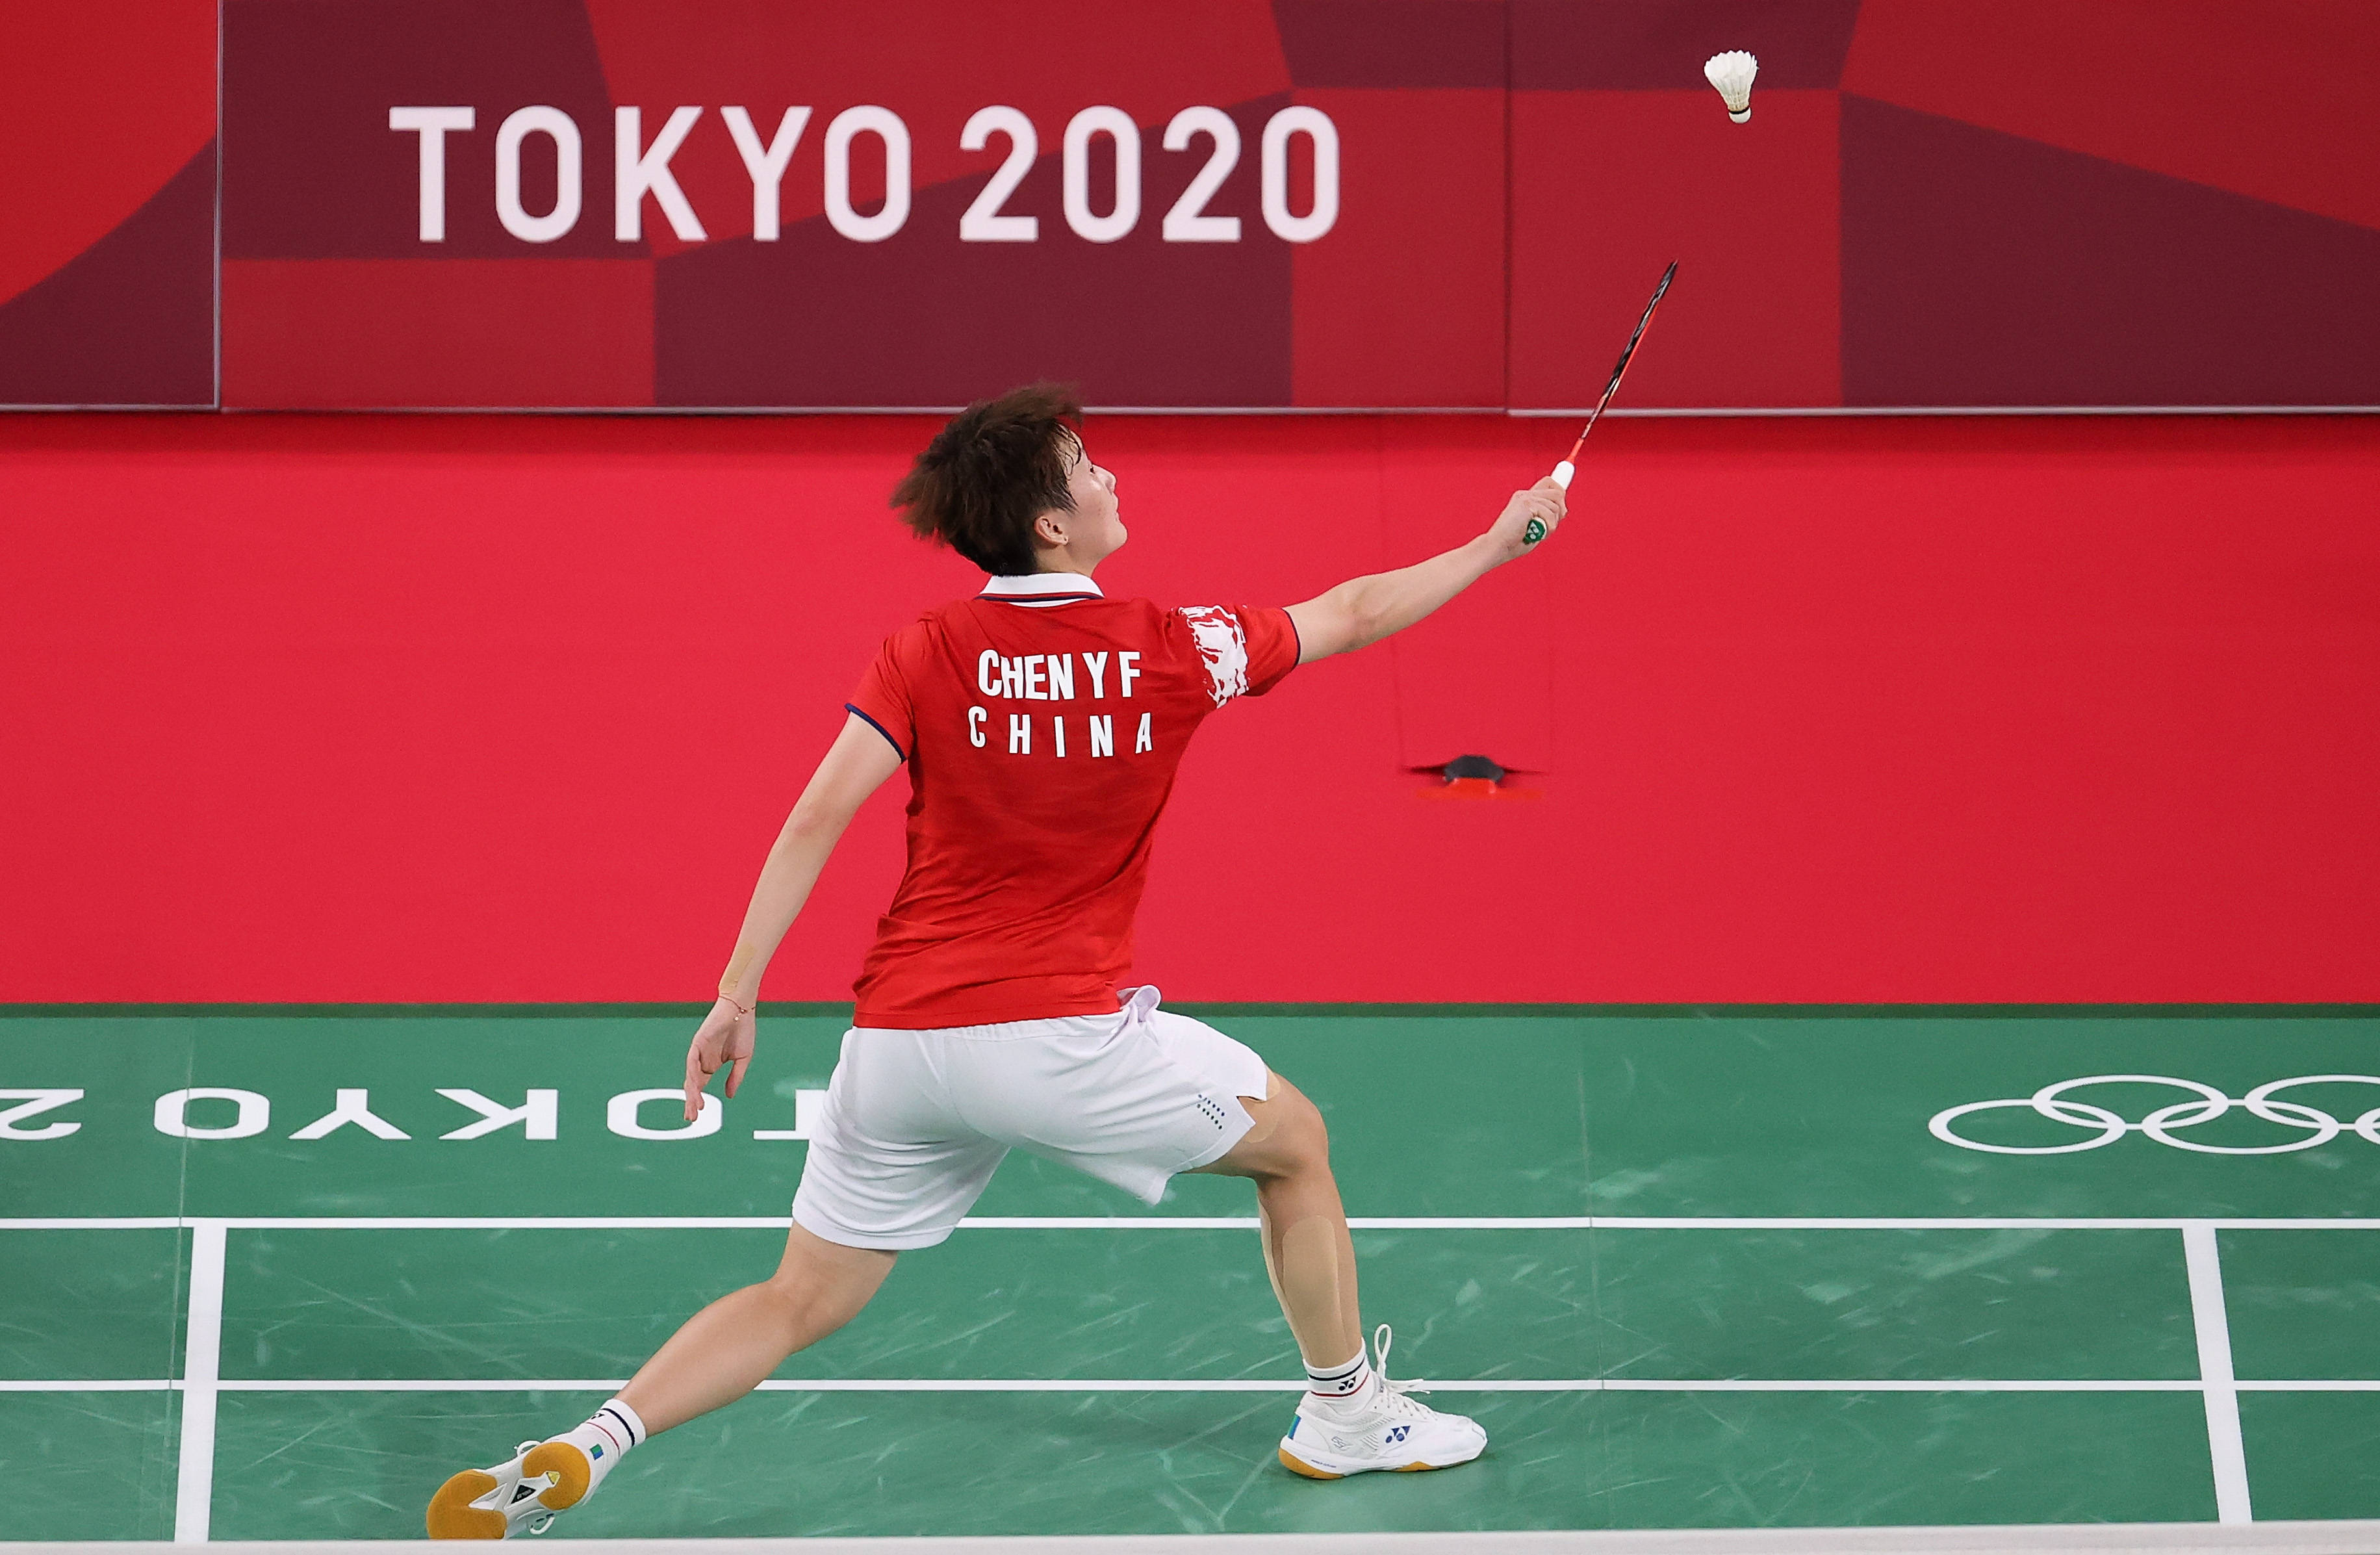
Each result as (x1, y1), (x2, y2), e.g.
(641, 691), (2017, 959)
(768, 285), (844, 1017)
(1194, 1070), (1329, 1179)
(954, 1006), (1268, 1202)
(791, 1028), (1008, 1250)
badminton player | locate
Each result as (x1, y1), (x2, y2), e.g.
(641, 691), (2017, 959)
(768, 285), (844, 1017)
(428, 384), (1567, 1536)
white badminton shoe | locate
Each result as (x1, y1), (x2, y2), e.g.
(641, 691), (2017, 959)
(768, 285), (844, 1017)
(1277, 1325), (1487, 1478)
(425, 1437), (596, 1539)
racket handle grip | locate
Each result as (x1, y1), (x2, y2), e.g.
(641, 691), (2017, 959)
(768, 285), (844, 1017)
(1525, 460), (1575, 545)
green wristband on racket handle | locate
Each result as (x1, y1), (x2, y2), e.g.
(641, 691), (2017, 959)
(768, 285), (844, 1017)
(1524, 460), (1576, 544)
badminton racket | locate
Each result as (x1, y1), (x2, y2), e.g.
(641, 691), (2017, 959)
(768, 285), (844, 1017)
(1527, 260), (1677, 543)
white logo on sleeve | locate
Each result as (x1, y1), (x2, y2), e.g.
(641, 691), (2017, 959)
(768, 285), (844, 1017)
(1178, 606), (1250, 707)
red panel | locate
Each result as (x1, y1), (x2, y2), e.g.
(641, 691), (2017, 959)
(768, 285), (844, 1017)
(1845, 0), (2380, 233)
(0, 143), (216, 407)
(1510, 0), (1861, 90)
(224, 0), (624, 260)
(580, 0), (1292, 250)
(1290, 89), (1506, 408)
(188, 0), (2380, 411)
(1275, 0), (1505, 88)
(0, 0), (215, 307)
(5, 413), (2378, 1005)
(652, 97), (1292, 407)
(222, 260), (656, 408)
(1841, 99), (2380, 407)
(1509, 90), (1839, 409)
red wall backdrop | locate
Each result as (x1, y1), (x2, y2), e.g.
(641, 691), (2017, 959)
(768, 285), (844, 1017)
(3, 412), (2375, 1004)
(7, 0), (2380, 409)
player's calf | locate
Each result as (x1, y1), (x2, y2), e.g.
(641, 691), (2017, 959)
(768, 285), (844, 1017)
(426, 1400), (645, 1539)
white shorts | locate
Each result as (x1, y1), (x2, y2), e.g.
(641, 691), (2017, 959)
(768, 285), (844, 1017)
(791, 986), (1270, 1250)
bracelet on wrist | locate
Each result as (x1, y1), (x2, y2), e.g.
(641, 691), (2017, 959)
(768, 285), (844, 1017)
(718, 993), (754, 1018)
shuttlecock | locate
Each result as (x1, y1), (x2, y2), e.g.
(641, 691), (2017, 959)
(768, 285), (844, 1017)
(1704, 50), (1758, 122)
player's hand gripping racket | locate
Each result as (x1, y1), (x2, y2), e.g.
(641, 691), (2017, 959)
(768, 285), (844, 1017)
(1528, 260), (1678, 545)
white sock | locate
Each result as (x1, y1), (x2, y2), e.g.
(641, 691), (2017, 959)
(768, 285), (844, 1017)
(1305, 1348), (1373, 1404)
(555, 1398), (645, 1491)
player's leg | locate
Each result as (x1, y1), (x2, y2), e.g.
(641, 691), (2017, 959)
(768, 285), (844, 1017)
(1192, 1073), (1360, 1365)
(424, 1226), (892, 1540)
(618, 1223), (895, 1431)
(960, 995), (1485, 1479)
(429, 1026), (999, 1538)
(1197, 1073), (1487, 1478)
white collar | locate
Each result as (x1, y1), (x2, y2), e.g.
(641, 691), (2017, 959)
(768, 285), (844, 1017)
(979, 572), (1104, 601)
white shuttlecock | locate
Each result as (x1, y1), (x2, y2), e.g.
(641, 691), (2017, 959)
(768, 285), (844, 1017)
(1704, 51), (1758, 123)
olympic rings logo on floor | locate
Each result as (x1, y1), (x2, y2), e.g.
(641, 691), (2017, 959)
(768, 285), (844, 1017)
(1929, 1074), (2380, 1155)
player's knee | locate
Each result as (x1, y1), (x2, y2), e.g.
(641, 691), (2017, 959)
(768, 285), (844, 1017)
(1262, 1086), (1331, 1177)
(1203, 1078), (1331, 1180)
(758, 1266), (871, 1342)
(763, 1230), (895, 1328)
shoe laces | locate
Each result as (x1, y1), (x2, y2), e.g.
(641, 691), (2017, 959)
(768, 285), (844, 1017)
(1368, 1324), (1435, 1420)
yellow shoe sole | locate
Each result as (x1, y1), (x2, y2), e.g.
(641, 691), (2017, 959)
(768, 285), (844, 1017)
(424, 1443), (589, 1539)
(1279, 1445), (1456, 1478)
(522, 1443), (591, 1510)
(1279, 1445), (1342, 1479)
(424, 1471), (505, 1539)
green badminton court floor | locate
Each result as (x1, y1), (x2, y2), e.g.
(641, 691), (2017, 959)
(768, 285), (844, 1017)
(6, 1005), (2380, 1540)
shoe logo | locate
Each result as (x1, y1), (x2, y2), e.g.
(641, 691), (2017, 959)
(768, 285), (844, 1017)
(590, 1445), (604, 1459)
(1385, 1425), (1411, 1445)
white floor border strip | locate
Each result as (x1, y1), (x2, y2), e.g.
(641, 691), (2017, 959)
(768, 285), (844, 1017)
(8, 1216), (2380, 1231)
(12, 1525), (2380, 1554)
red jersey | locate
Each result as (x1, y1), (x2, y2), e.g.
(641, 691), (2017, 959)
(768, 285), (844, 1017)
(843, 572), (1300, 1028)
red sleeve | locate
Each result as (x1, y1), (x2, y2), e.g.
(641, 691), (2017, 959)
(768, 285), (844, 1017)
(845, 626), (920, 760)
(1239, 604), (1300, 697)
(1170, 603), (1301, 707)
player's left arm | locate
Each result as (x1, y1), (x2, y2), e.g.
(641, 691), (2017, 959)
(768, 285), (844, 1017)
(1285, 478), (1565, 663)
(681, 713), (902, 1118)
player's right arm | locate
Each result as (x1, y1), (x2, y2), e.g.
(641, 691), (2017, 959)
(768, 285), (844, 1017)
(681, 713), (903, 1118)
(1284, 478), (1566, 663)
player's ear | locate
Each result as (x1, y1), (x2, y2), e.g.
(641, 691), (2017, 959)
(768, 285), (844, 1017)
(1034, 511), (1068, 548)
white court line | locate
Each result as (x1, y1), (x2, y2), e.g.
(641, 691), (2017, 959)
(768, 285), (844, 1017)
(2, 1208), (2359, 1540)
(173, 1223), (225, 1546)
(2184, 1223), (2255, 1525)
(9, 1215), (2380, 1231)
(16, 1376), (2380, 1394)
(1, 1217), (187, 1229)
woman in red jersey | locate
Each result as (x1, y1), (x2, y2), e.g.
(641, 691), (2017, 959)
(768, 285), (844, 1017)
(429, 385), (1565, 1537)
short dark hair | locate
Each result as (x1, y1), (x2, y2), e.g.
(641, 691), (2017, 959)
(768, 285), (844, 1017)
(890, 382), (1084, 576)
